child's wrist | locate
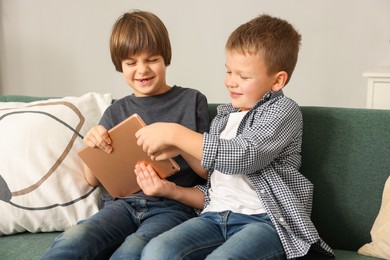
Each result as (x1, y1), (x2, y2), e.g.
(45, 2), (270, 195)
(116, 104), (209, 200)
(168, 123), (181, 146)
(163, 182), (178, 200)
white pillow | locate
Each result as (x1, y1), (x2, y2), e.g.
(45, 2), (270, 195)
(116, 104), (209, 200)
(358, 176), (390, 259)
(0, 93), (112, 235)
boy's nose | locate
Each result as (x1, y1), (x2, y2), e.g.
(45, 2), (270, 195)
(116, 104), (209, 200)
(225, 78), (237, 88)
(137, 62), (149, 74)
(228, 81), (238, 88)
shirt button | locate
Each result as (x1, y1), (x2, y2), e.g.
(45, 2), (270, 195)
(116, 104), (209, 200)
(279, 217), (285, 222)
(260, 189), (265, 194)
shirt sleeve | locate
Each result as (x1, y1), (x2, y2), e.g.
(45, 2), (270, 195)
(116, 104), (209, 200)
(195, 93), (210, 133)
(98, 106), (114, 130)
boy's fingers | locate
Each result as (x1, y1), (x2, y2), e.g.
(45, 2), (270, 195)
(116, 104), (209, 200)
(146, 164), (158, 177)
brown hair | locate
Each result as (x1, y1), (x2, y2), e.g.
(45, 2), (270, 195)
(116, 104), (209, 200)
(110, 10), (172, 72)
(226, 14), (301, 85)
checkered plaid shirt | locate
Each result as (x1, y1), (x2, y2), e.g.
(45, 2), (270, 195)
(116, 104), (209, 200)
(198, 91), (334, 259)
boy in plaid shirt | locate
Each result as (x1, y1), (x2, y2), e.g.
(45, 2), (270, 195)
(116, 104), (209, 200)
(135, 14), (333, 259)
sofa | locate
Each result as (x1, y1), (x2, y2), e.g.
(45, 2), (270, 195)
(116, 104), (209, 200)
(0, 95), (389, 260)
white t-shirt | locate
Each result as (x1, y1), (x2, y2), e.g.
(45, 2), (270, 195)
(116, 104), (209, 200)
(203, 111), (266, 215)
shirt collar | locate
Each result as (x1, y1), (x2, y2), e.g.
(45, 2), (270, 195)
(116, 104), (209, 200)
(218, 90), (284, 115)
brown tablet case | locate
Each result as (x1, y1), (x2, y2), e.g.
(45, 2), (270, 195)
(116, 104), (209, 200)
(78, 114), (180, 197)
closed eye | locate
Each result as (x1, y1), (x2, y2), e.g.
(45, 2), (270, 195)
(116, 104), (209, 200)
(148, 56), (160, 63)
(123, 60), (136, 66)
(240, 74), (251, 80)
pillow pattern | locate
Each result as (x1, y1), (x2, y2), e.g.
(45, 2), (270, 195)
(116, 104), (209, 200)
(358, 176), (390, 259)
(0, 93), (112, 235)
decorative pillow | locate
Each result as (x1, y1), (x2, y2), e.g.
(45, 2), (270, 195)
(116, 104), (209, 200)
(0, 93), (112, 235)
(358, 176), (390, 259)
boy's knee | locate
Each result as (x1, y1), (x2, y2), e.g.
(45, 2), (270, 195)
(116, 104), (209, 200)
(142, 236), (175, 259)
(110, 233), (148, 259)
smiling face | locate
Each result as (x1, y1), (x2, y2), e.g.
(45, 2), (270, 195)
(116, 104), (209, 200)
(121, 53), (170, 97)
(224, 50), (283, 111)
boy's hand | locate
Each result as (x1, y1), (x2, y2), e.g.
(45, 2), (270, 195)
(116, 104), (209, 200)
(150, 146), (180, 161)
(134, 162), (176, 197)
(83, 125), (113, 153)
(136, 122), (174, 159)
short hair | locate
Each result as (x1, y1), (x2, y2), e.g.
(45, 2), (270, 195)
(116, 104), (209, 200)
(110, 10), (172, 72)
(226, 14), (301, 85)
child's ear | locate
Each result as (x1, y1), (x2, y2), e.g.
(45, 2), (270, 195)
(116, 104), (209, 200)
(271, 71), (288, 92)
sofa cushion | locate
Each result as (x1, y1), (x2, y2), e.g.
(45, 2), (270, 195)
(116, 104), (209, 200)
(300, 107), (390, 251)
(358, 176), (390, 259)
(0, 232), (59, 259)
(0, 93), (112, 235)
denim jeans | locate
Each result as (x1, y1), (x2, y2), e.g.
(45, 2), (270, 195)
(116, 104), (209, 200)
(142, 211), (286, 260)
(41, 195), (196, 260)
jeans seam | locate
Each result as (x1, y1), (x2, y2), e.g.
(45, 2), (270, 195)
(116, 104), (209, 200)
(178, 241), (224, 260)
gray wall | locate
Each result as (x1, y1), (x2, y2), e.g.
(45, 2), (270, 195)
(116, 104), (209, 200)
(1, 0), (389, 108)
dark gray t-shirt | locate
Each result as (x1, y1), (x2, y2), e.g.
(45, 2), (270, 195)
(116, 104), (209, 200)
(99, 85), (210, 188)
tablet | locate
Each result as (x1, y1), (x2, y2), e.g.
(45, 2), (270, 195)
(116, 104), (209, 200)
(77, 114), (180, 197)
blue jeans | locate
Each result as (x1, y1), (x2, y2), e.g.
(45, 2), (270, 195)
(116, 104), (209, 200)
(41, 195), (196, 260)
(142, 211), (286, 260)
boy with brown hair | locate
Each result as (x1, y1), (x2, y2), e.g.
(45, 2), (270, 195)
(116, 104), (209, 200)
(41, 10), (209, 259)
(136, 14), (334, 259)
